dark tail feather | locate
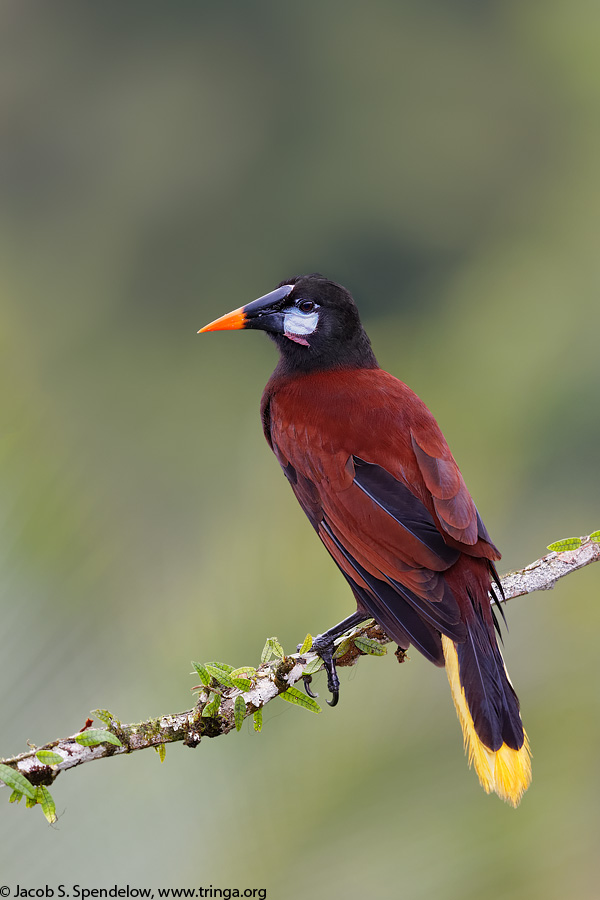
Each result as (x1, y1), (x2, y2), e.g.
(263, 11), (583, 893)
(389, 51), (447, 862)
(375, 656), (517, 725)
(442, 607), (531, 806)
(456, 599), (524, 752)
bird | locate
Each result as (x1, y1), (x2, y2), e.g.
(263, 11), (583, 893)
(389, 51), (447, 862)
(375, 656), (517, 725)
(199, 273), (531, 806)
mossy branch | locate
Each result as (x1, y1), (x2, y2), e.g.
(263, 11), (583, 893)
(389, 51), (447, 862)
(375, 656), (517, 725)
(1, 533), (599, 823)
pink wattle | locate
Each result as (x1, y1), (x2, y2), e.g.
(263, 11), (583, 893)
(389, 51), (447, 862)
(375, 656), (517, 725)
(284, 332), (310, 346)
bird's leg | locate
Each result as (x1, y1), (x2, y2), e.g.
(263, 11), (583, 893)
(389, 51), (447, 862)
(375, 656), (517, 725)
(304, 611), (369, 707)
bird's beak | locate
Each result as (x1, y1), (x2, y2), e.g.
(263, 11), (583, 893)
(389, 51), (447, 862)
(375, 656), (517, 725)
(197, 306), (246, 333)
(198, 284), (294, 334)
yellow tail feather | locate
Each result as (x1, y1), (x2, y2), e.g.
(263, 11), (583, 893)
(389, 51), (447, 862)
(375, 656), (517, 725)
(441, 635), (532, 807)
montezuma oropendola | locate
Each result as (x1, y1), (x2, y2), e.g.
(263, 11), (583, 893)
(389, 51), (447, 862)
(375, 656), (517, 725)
(199, 274), (531, 806)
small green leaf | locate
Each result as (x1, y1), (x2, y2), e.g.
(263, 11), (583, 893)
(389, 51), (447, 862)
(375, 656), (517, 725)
(547, 537), (582, 552)
(299, 634), (313, 654)
(35, 750), (63, 766)
(253, 708), (263, 732)
(230, 667), (256, 691)
(192, 662), (211, 686)
(155, 743), (166, 763)
(234, 695), (246, 731)
(0, 764), (37, 800)
(280, 686), (321, 714)
(269, 638), (284, 659)
(36, 785), (57, 824)
(231, 665), (257, 679)
(202, 692), (221, 718)
(75, 729), (122, 747)
(204, 662), (237, 689)
(590, 530), (600, 542)
(207, 660), (234, 674)
(92, 708), (118, 727)
(26, 795), (37, 809)
(333, 636), (354, 659)
(303, 656), (323, 676)
(9, 790), (23, 804)
(354, 636), (387, 656)
(261, 637), (284, 663)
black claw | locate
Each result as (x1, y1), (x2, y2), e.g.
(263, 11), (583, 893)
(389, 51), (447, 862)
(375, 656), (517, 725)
(302, 674), (318, 699)
(311, 637), (341, 706)
(300, 613), (366, 709)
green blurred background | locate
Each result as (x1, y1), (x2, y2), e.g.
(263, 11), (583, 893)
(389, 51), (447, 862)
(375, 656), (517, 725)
(2, 1), (600, 896)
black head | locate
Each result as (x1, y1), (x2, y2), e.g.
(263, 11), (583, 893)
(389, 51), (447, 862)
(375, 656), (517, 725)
(199, 273), (378, 375)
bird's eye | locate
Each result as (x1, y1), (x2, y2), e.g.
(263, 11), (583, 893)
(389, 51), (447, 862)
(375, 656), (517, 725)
(297, 299), (316, 313)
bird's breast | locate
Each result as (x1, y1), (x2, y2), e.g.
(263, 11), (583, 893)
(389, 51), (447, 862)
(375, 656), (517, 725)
(262, 367), (428, 495)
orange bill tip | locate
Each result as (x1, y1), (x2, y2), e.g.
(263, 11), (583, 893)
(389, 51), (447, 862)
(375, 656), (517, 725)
(198, 306), (246, 334)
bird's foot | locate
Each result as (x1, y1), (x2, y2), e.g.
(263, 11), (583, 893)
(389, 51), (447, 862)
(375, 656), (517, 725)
(302, 674), (319, 699)
(309, 635), (340, 707)
(296, 644), (319, 700)
(297, 639), (321, 700)
(298, 612), (367, 707)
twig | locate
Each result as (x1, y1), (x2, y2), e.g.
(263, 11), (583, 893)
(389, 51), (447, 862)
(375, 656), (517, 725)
(1, 535), (598, 812)
(501, 536), (600, 600)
